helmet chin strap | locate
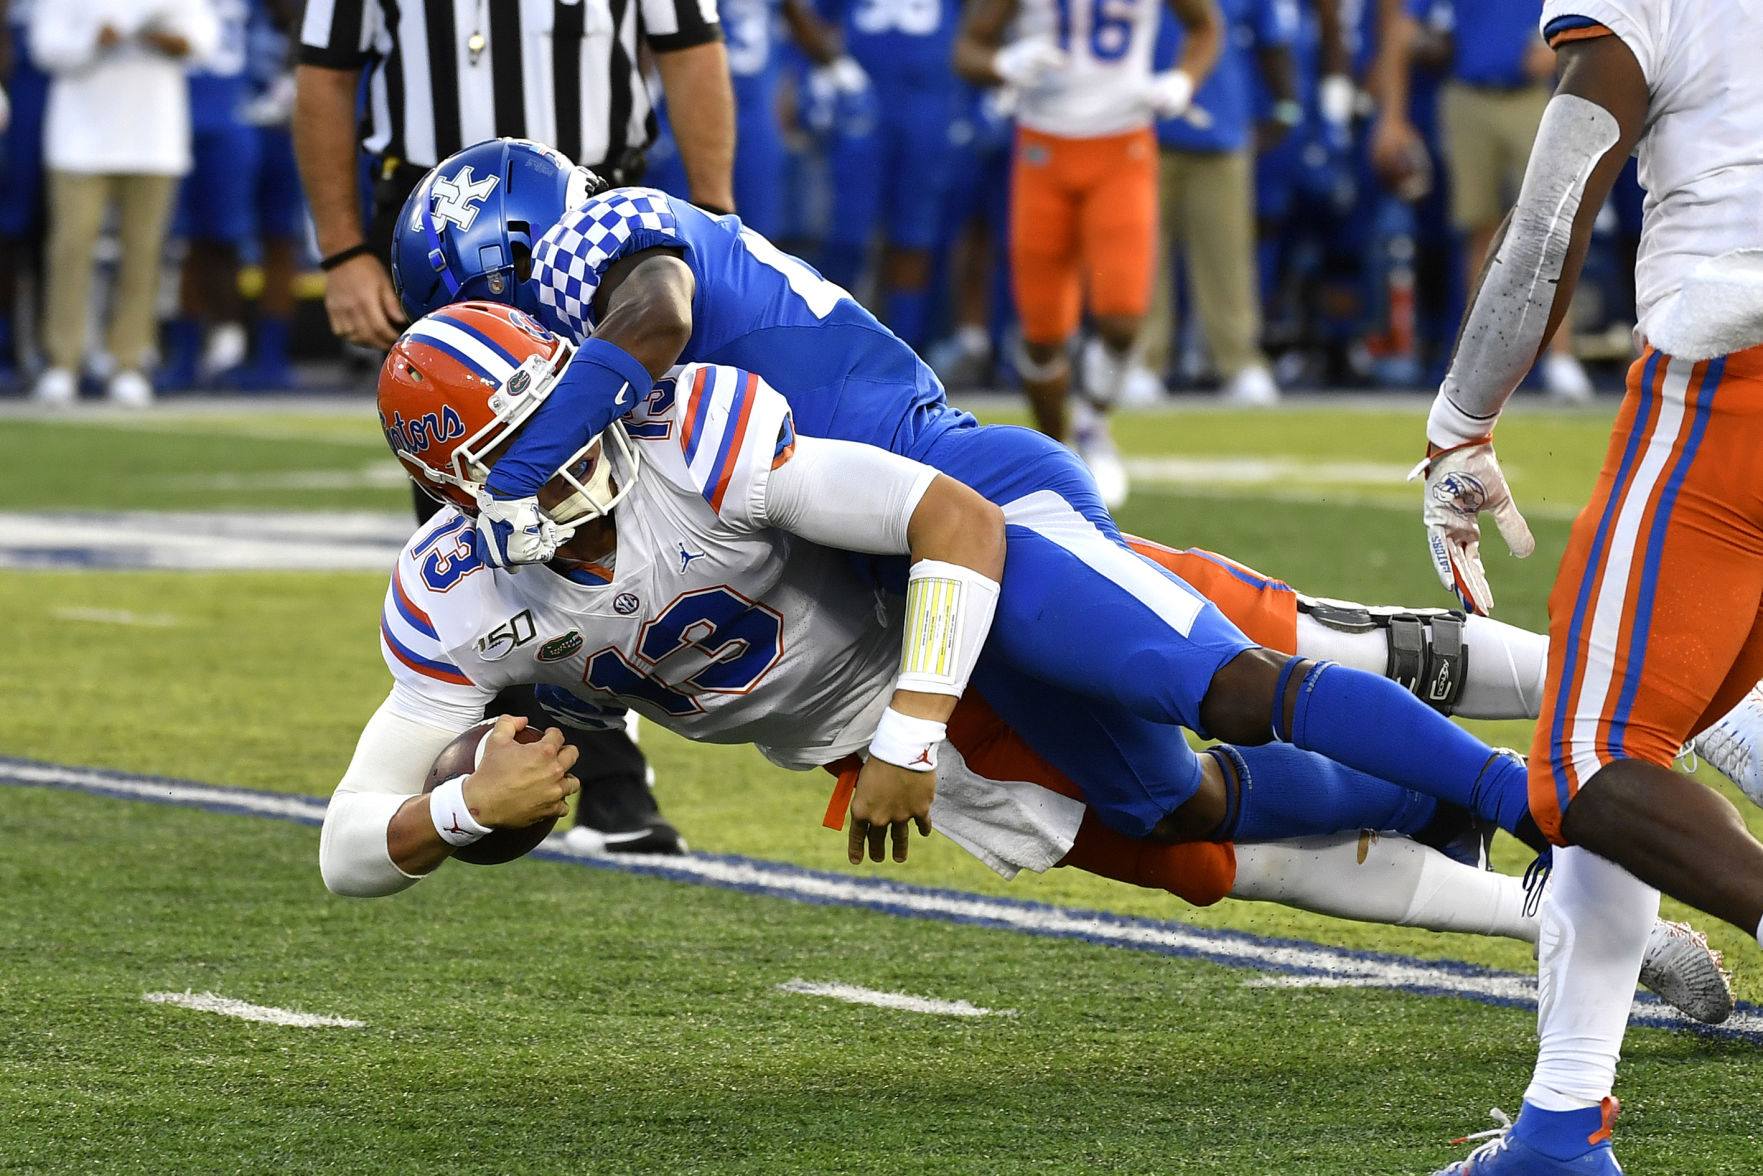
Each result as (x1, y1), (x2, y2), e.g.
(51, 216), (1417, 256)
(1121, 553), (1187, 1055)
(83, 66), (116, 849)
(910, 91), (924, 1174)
(421, 204), (462, 298)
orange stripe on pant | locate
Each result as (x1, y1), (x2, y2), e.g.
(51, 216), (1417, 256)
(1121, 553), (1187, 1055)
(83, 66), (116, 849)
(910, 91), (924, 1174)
(1009, 125), (1158, 345)
(823, 538), (1302, 906)
(1530, 344), (1763, 844)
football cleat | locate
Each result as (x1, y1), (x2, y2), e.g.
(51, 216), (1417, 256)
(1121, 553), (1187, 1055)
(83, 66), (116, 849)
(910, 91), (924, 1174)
(1432, 1101), (1623, 1175)
(1687, 683), (1763, 808)
(565, 774), (686, 856)
(1638, 919), (1734, 1024)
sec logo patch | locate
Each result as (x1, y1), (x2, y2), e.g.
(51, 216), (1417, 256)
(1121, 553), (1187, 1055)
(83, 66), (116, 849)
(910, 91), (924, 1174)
(614, 593), (640, 615)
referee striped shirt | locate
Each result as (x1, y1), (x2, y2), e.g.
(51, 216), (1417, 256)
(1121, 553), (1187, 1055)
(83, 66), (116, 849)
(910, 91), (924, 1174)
(298, 0), (721, 170)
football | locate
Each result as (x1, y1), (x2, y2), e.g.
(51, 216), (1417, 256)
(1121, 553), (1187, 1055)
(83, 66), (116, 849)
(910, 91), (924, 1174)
(423, 721), (559, 865)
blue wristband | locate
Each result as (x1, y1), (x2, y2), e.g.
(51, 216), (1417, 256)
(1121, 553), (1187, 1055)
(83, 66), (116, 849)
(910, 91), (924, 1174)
(483, 338), (654, 500)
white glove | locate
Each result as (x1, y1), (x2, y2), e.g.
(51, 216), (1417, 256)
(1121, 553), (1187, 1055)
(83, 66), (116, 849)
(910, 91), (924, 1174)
(1409, 440), (1536, 615)
(1144, 69), (1195, 119)
(1318, 73), (1356, 129)
(475, 493), (576, 570)
(814, 55), (870, 95)
(0, 87), (11, 136)
(993, 37), (1068, 89)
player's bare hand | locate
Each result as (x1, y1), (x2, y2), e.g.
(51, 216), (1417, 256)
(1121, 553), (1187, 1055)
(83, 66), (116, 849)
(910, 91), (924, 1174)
(324, 252), (406, 350)
(848, 758), (933, 865)
(464, 716), (581, 827)
(1410, 439), (1535, 615)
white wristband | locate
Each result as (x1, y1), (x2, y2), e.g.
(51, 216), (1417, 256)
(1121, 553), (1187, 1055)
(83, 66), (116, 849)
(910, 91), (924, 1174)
(429, 775), (492, 846)
(868, 707), (946, 772)
(896, 558), (1001, 698)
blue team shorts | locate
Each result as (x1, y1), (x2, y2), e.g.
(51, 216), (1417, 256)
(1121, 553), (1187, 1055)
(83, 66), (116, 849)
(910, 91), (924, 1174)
(908, 422), (1257, 836)
(253, 125), (305, 241)
(825, 83), (959, 252)
(174, 123), (261, 245)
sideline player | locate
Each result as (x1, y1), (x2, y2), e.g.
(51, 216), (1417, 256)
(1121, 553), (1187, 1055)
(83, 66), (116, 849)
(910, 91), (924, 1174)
(954, 0), (1222, 506)
(325, 306), (1730, 1027)
(1413, 2), (1763, 1170)
(390, 142), (1557, 868)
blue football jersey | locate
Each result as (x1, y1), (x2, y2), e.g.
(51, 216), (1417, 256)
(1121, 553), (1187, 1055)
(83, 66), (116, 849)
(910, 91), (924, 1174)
(527, 188), (964, 454)
(826, 0), (962, 88)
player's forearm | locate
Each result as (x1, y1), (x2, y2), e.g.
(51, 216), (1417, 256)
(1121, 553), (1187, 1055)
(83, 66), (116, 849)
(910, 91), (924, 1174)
(904, 474), (1006, 587)
(1366, 0), (1412, 115)
(953, 0), (1012, 85)
(1431, 44), (1643, 447)
(1169, 0), (1223, 85)
(320, 700), (461, 897)
(593, 253), (696, 377)
(293, 64), (371, 258)
(782, 0), (841, 66)
(653, 42), (737, 212)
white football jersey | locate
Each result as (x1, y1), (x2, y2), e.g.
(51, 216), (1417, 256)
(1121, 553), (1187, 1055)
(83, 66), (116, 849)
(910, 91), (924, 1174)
(378, 364), (901, 770)
(1543, 0), (1763, 347)
(1010, 0), (1161, 138)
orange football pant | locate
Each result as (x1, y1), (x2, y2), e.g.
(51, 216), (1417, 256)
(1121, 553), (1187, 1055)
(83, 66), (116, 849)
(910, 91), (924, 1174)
(1530, 345), (1763, 843)
(1009, 125), (1159, 345)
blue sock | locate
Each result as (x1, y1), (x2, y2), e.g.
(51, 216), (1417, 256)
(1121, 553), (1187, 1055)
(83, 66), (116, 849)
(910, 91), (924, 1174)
(1210, 743), (1437, 842)
(0, 314), (15, 366)
(161, 318), (201, 385)
(1285, 661), (1533, 836)
(1512, 1101), (1610, 1160)
(883, 287), (931, 350)
(817, 241), (866, 290)
(255, 317), (291, 367)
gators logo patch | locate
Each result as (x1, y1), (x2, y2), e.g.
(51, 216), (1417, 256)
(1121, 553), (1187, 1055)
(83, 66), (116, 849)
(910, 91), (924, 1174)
(537, 631), (584, 662)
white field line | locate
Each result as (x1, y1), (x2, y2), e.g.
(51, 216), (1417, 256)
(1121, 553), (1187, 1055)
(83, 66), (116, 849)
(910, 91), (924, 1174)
(142, 991), (365, 1028)
(8, 759), (1761, 1042)
(1123, 456), (1418, 487)
(0, 510), (414, 570)
(777, 979), (1016, 1017)
(160, 465), (409, 491)
(50, 607), (180, 627)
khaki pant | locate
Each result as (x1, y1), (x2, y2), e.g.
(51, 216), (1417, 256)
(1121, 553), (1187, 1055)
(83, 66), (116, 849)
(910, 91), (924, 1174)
(44, 170), (178, 373)
(1144, 147), (1264, 379)
(1440, 81), (1552, 231)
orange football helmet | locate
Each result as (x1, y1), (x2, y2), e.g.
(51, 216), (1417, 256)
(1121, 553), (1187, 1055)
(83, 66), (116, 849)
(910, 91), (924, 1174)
(377, 301), (639, 524)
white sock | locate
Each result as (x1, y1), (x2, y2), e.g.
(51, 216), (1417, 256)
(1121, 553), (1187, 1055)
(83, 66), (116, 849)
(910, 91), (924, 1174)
(1524, 846), (1659, 1111)
(1291, 608), (1549, 721)
(1082, 338), (1134, 407)
(1230, 834), (1536, 940)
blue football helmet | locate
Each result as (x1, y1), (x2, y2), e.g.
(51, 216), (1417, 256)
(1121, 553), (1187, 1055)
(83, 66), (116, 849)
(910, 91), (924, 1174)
(392, 138), (607, 319)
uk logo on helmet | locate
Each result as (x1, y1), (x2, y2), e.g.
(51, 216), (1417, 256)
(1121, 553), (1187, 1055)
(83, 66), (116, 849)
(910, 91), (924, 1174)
(430, 165), (500, 231)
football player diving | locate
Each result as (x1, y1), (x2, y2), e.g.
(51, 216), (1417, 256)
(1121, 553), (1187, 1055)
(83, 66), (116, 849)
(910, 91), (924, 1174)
(388, 139), (1761, 866)
(322, 304), (1732, 1023)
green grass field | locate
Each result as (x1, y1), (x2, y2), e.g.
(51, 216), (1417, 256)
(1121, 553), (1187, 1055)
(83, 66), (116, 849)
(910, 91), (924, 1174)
(4, 399), (1761, 1173)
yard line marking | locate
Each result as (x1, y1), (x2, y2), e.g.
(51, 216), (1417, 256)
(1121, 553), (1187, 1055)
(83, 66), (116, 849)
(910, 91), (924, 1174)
(0, 510), (414, 570)
(6, 758), (1759, 1044)
(142, 991), (365, 1028)
(776, 979), (1016, 1017)
(1124, 456), (1419, 487)
(50, 607), (180, 627)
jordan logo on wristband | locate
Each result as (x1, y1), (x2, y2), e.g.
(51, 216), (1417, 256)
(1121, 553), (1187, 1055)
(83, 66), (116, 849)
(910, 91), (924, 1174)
(445, 813), (470, 836)
(911, 749), (934, 768)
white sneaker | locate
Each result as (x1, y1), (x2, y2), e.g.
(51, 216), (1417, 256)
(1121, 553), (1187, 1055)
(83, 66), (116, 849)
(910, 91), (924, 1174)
(1689, 683), (1763, 807)
(106, 370), (154, 408)
(31, 367), (76, 407)
(201, 322), (249, 380)
(1638, 919), (1733, 1024)
(1221, 363), (1280, 407)
(1543, 352), (1594, 403)
(1120, 363), (1166, 407)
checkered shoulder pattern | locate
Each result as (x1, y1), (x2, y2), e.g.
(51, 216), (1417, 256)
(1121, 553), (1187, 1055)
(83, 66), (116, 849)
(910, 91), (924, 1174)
(531, 188), (685, 342)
